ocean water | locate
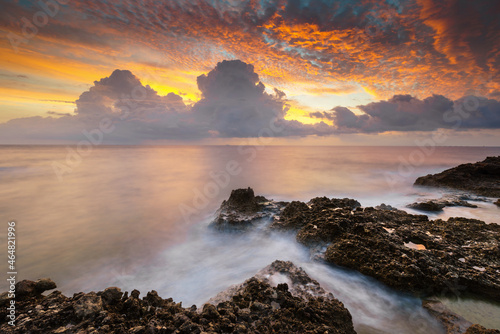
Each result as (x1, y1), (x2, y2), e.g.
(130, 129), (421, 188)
(1, 145), (499, 333)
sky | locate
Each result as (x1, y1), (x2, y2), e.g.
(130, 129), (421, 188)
(0, 0), (499, 145)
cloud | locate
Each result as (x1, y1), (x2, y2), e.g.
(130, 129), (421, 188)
(192, 60), (287, 137)
(0, 59), (498, 143)
(3, 0), (498, 103)
(311, 94), (500, 133)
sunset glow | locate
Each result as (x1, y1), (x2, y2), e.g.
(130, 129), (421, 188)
(0, 0), (499, 144)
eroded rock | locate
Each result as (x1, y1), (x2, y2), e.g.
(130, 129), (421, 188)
(210, 187), (282, 231)
(0, 263), (358, 334)
(414, 156), (500, 197)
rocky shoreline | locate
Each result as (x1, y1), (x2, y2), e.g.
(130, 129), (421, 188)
(208, 187), (500, 333)
(2, 157), (500, 333)
(414, 156), (500, 197)
(0, 262), (358, 334)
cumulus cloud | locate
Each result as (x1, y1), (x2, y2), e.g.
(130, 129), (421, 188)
(311, 94), (500, 133)
(192, 60), (287, 137)
(0, 59), (499, 144)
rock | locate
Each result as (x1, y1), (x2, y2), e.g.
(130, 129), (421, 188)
(201, 303), (220, 321)
(273, 201), (311, 230)
(209, 187), (277, 231)
(408, 195), (479, 212)
(408, 200), (446, 212)
(308, 196), (361, 210)
(423, 299), (473, 334)
(207, 260), (357, 334)
(323, 216), (500, 299)
(0, 292), (12, 307)
(375, 203), (398, 211)
(224, 187), (260, 212)
(495, 199), (500, 207)
(15, 280), (36, 298)
(414, 156), (500, 197)
(34, 278), (57, 294)
(131, 289), (140, 299)
(144, 290), (163, 307)
(73, 292), (103, 319)
(14, 279), (56, 299)
(465, 324), (500, 333)
(209, 260), (335, 305)
(213, 189), (500, 300)
(0, 261), (357, 332)
(100, 287), (122, 305)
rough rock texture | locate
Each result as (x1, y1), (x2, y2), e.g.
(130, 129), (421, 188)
(212, 189), (500, 301)
(0, 262), (357, 334)
(408, 195), (479, 212)
(209, 260), (335, 305)
(414, 156), (500, 197)
(465, 324), (500, 334)
(210, 188), (284, 231)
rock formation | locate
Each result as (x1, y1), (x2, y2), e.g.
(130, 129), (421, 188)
(414, 157), (500, 197)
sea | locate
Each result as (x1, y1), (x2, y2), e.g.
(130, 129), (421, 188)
(1, 145), (499, 333)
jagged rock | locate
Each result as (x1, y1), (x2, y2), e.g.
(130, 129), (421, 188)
(323, 216), (500, 299)
(34, 278), (57, 294)
(408, 200), (447, 212)
(375, 203), (398, 211)
(0, 263), (358, 334)
(308, 197), (361, 210)
(100, 287), (122, 305)
(209, 260), (335, 305)
(14, 278), (57, 300)
(207, 260), (356, 334)
(414, 156), (500, 197)
(144, 290), (163, 307)
(272, 201), (311, 230)
(0, 292), (11, 307)
(131, 289), (141, 299)
(15, 280), (37, 298)
(209, 187), (279, 231)
(213, 189), (500, 301)
(465, 324), (500, 333)
(73, 292), (103, 319)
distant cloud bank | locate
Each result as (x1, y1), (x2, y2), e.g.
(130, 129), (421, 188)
(0, 60), (499, 144)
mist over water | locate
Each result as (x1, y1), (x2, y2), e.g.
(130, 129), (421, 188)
(1, 145), (499, 333)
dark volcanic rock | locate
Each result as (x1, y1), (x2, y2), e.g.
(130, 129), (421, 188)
(213, 189), (500, 300)
(273, 196), (500, 300)
(408, 200), (447, 212)
(414, 156), (500, 197)
(208, 260), (356, 334)
(0, 261), (357, 334)
(408, 196), (478, 212)
(465, 324), (500, 333)
(15, 278), (56, 299)
(210, 187), (276, 231)
(323, 216), (500, 299)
